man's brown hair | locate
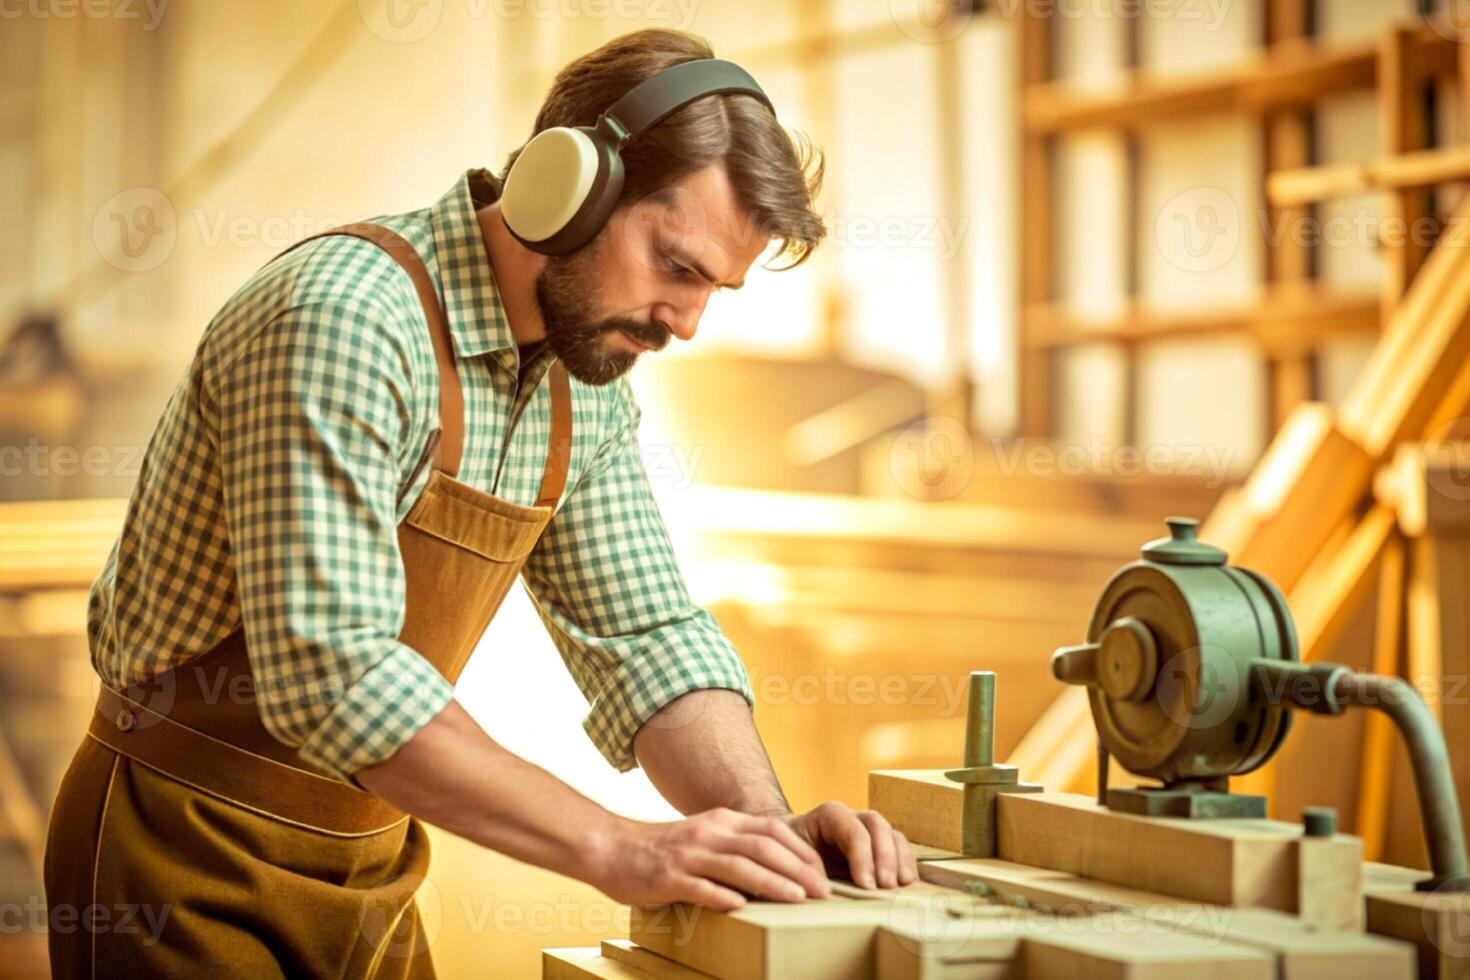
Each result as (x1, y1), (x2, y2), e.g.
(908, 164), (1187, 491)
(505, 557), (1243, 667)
(500, 29), (826, 269)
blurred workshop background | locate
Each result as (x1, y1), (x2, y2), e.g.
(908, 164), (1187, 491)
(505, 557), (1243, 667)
(3, 0), (1470, 975)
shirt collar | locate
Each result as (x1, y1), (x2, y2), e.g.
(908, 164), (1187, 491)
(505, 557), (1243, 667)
(429, 168), (516, 359)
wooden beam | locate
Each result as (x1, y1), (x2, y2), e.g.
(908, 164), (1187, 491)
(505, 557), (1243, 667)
(628, 885), (972, 980)
(1363, 863), (1470, 980)
(994, 793), (1362, 926)
(1211, 403), (1376, 591)
(598, 939), (749, 979)
(1339, 189), (1470, 459)
(1357, 533), (1406, 863)
(1022, 289), (1378, 354)
(1268, 146), (1470, 207)
(1017, 3), (1054, 438)
(869, 770), (964, 853)
(542, 946), (702, 980)
(875, 908), (1032, 980)
(1378, 25), (1433, 318)
(1262, 0), (1316, 435)
(1024, 26), (1455, 135)
(681, 487), (1162, 563)
(920, 859), (1413, 980)
(1289, 504), (1398, 663)
(1021, 916), (1272, 979)
(0, 498), (126, 591)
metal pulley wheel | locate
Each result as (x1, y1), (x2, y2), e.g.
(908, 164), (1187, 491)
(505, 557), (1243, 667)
(1051, 517), (1298, 784)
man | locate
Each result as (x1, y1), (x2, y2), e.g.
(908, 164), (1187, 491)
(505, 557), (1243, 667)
(44, 27), (916, 979)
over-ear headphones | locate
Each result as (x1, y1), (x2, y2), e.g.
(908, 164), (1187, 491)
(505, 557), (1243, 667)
(500, 59), (774, 256)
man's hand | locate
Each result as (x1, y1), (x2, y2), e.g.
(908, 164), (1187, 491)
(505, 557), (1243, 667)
(783, 802), (918, 889)
(590, 807), (831, 911)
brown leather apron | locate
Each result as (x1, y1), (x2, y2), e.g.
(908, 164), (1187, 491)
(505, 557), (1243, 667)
(44, 223), (572, 979)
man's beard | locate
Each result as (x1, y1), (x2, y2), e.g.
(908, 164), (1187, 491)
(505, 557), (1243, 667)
(534, 250), (671, 386)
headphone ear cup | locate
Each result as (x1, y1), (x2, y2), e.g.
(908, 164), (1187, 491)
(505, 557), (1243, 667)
(501, 126), (628, 256)
(501, 126), (606, 253)
(552, 138), (623, 255)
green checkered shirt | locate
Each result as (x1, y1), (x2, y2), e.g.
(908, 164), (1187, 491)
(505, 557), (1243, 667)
(87, 169), (753, 781)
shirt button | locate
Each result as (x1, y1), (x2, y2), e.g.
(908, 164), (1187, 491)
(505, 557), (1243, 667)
(115, 710), (136, 732)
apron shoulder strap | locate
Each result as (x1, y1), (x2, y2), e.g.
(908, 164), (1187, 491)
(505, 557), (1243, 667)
(274, 222), (467, 477)
(273, 221), (575, 508)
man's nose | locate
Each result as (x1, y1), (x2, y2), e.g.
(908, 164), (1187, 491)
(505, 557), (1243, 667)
(655, 301), (704, 343)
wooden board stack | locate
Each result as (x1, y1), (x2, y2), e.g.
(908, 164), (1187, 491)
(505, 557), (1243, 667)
(542, 771), (1466, 978)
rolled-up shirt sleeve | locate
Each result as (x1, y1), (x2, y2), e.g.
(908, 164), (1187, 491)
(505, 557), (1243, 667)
(521, 381), (754, 772)
(210, 296), (452, 781)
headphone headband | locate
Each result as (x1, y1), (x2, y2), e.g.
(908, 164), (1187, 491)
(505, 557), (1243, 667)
(600, 59), (774, 145)
(499, 57), (775, 255)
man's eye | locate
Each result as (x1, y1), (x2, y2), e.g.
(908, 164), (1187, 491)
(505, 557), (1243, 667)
(662, 255), (693, 277)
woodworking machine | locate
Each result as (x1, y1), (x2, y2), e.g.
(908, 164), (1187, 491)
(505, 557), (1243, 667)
(1048, 517), (1470, 891)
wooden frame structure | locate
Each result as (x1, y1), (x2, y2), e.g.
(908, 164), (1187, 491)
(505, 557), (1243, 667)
(1015, 8), (1462, 444)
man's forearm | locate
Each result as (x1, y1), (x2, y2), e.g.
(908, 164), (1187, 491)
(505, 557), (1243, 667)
(354, 698), (619, 884)
(632, 688), (790, 817)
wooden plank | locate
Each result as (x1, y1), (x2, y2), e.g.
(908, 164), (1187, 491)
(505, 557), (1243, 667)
(869, 770), (964, 853)
(1261, 10), (1317, 439)
(0, 498), (126, 591)
(1363, 863), (1470, 980)
(1268, 147), (1470, 207)
(1217, 403), (1376, 591)
(1022, 289), (1378, 353)
(874, 910), (1028, 980)
(1359, 534), (1407, 862)
(1379, 25), (1432, 318)
(919, 857), (1215, 917)
(921, 858), (1406, 978)
(1024, 38), (1378, 133)
(1016, 0), (1053, 438)
(680, 487), (1164, 561)
(1025, 27), (1455, 134)
(994, 793), (1362, 925)
(1290, 504), (1398, 663)
(543, 947), (660, 980)
(1339, 192), (1470, 460)
(1403, 479), (1470, 875)
(686, 562), (1098, 625)
(1020, 913), (1272, 979)
(628, 897), (892, 980)
(599, 940), (717, 979)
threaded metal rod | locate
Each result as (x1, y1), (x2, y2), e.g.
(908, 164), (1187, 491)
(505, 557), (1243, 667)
(963, 671), (995, 768)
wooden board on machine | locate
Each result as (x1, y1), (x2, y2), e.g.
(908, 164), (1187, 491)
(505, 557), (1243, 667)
(616, 894), (1278, 980)
(1363, 863), (1470, 980)
(868, 774), (1362, 930)
(917, 857), (1415, 980)
(994, 793), (1363, 931)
